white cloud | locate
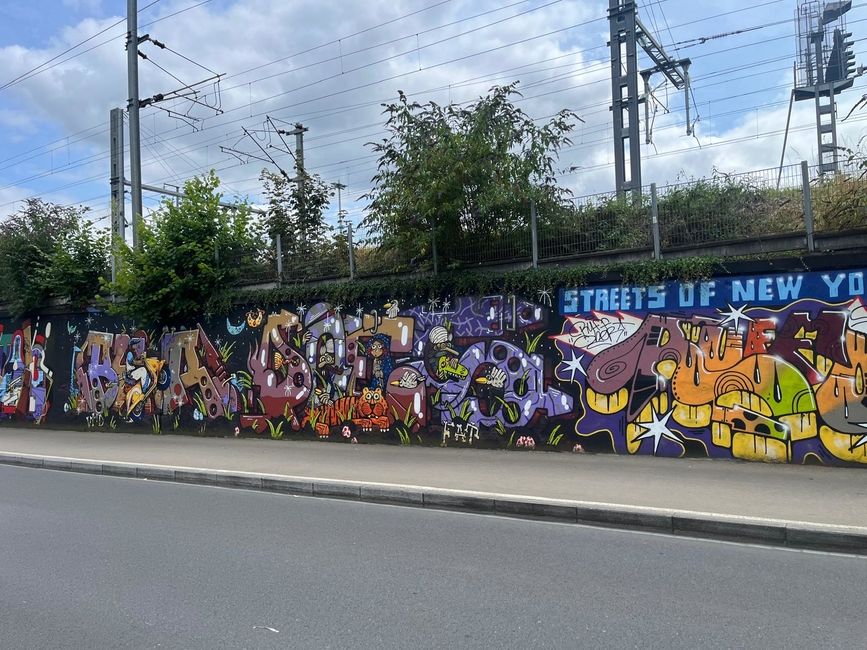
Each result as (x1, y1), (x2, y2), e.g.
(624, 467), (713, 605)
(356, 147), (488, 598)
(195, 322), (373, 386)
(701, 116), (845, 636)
(62, 0), (104, 12)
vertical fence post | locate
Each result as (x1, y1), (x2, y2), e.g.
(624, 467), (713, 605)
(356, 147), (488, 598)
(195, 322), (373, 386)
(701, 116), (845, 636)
(275, 234), (283, 282)
(650, 183), (661, 260)
(432, 223), (438, 275)
(530, 199), (539, 268)
(801, 160), (816, 253)
(347, 222), (356, 280)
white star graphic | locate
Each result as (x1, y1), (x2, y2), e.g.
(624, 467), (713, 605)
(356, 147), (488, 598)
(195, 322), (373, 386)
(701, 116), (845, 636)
(537, 288), (553, 307)
(297, 304), (307, 317)
(335, 305), (344, 315)
(850, 423), (867, 452)
(558, 350), (586, 383)
(717, 303), (755, 331)
(355, 305), (364, 318)
(428, 298), (440, 311)
(442, 299), (452, 312)
(635, 408), (681, 454)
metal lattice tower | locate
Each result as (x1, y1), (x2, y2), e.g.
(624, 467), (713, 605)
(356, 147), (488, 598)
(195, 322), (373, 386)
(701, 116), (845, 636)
(794, 1), (857, 174)
(608, 1), (692, 199)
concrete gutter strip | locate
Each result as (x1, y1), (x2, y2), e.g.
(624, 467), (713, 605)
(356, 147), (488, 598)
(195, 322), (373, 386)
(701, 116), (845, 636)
(3, 452), (865, 555)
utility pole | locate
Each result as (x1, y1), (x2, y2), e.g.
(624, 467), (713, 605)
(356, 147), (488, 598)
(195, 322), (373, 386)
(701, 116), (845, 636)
(609, 0), (642, 199)
(334, 181), (353, 278)
(608, 0), (691, 198)
(334, 182), (346, 222)
(294, 123), (307, 174)
(290, 123), (309, 199)
(272, 122), (308, 181)
(126, 0), (143, 248)
(109, 107), (125, 286)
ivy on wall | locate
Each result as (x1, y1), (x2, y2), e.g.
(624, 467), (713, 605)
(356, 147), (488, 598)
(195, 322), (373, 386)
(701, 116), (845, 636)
(236, 256), (720, 309)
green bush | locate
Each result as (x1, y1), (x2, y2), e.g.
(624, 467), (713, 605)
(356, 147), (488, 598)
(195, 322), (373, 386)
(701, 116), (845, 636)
(0, 199), (109, 316)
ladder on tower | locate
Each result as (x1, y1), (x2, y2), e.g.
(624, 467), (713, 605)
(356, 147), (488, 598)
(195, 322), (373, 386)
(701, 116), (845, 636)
(815, 84), (839, 174)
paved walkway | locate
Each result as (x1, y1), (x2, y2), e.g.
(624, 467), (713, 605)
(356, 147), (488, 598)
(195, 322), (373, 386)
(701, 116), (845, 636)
(1, 427), (864, 527)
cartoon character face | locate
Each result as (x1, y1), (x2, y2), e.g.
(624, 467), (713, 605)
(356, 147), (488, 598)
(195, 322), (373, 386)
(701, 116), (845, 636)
(129, 337), (146, 359)
(369, 340), (385, 358)
(246, 309), (265, 328)
(437, 354), (469, 380)
(361, 387), (383, 403)
(351, 387), (391, 431)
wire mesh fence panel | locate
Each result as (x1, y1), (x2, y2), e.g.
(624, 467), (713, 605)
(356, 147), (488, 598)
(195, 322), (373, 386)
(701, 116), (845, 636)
(445, 225), (533, 269)
(354, 225), (434, 278)
(809, 160), (867, 232)
(226, 250), (279, 286)
(656, 163), (806, 250)
(538, 190), (651, 261)
(280, 234), (352, 283)
(225, 160), (865, 285)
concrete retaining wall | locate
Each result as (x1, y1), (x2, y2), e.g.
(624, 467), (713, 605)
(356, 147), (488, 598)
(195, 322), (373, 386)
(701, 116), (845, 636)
(1, 264), (865, 467)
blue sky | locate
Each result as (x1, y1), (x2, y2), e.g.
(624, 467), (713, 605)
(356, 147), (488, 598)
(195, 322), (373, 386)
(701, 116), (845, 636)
(0, 0), (865, 237)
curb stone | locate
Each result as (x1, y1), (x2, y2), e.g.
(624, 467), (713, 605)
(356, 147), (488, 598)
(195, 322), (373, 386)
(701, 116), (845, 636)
(101, 463), (137, 477)
(2, 452), (865, 555)
(261, 476), (313, 495)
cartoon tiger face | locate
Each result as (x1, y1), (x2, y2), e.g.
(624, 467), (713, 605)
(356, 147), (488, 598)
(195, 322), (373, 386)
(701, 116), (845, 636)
(357, 387), (387, 418)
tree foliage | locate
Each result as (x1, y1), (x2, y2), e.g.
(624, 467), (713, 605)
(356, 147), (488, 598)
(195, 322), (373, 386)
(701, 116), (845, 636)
(261, 168), (334, 261)
(362, 83), (578, 264)
(0, 199), (108, 316)
(110, 172), (263, 325)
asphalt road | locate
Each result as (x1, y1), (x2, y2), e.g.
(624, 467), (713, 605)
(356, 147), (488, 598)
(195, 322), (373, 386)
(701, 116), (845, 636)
(1, 466), (864, 649)
(3, 427), (866, 526)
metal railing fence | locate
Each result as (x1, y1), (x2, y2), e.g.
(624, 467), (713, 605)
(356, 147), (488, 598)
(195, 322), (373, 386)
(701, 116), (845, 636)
(232, 159), (867, 286)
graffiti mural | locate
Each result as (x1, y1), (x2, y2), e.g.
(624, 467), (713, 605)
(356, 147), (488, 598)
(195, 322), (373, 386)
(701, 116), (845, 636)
(1, 265), (865, 468)
(70, 326), (237, 426)
(0, 320), (53, 422)
(557, 269), (867, 465)
(49, 295), (571, 448)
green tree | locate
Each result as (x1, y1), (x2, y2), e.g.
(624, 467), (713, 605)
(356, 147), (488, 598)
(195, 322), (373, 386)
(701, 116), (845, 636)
(42, 218), (111, 308)
(260, 168), (335, 277)
(362, 83), (578, 267)
(0, 199), (108, 315)
(110, 172), (263, 325)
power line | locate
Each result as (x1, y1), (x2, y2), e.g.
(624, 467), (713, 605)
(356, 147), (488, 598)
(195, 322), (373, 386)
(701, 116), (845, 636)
(223, 0), (457, 83)
(0, 0), (218, 94)
(0, 0), (817, 175)
(4, 1), (864, 212)
(10, 27), (848, 195)
(0, 45), (830, 195)
(141, 95), (867, 209)
(129, 0), (816, 166)
(0, 46), (855, 206)
(0, 0), (519, 181)
(1, 14), (611, 192)
(218, 0), (567, 94)
(0, 0), (162, 92)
